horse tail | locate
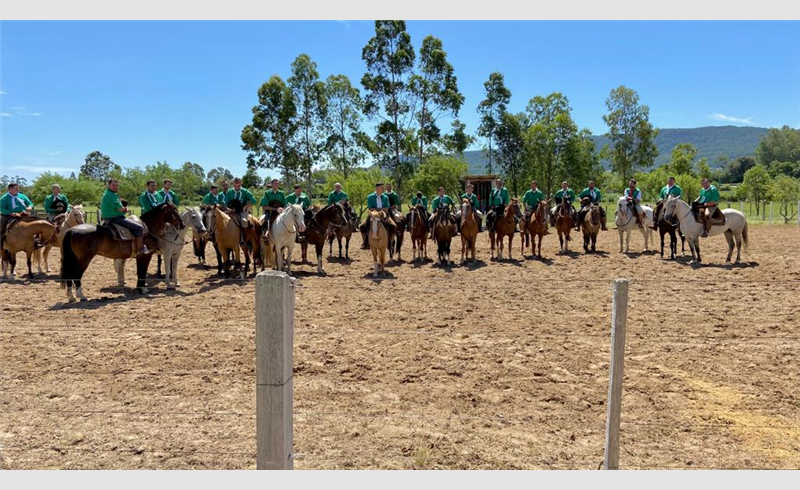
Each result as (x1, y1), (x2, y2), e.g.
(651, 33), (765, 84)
(742, 220), (749, 251)
(60, 228), (78, 288)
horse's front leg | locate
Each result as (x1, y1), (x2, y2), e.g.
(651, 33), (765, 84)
(172, 253), (180, 287)
(26, 251), (34, 278)
(115, 259), (125, 287)
(285, 244), (294, 276)
(618, 230), (624, 253)
(724, 231), (735, 263)
(136, 254), (153, 294)
(316, 244), (324, 276)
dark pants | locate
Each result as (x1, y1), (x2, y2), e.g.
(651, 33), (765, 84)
(105, 216), (144, 237)
(0, 214), (11, 252)
(485, 206), (505, 232)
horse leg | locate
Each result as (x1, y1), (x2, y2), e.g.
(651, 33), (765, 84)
(26, 251), (33, 278)
(338, 237), (343, 259)
(316, 243), (324, 276)
(584, 232), (589, 253)
(508, 234), (513, 260)
(114, 259), (125, 286)
(592, 233), (597, 252)
(172, 252), (181, 287)
(156, 254), (163, 278)
(136, 254), (153, 294)
(285, 244), (294, 276)
(345, 236), (351, 261)
(659, 231), (665, 258)
(724, 230), (735, 263)
(734, 232), (743, 264)
(235, 247), (244, 279)
(618, 230), (624, 253)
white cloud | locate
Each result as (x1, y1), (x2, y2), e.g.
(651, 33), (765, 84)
(709, 113), (754, 124)
(10, 165), (75, 174)
(1, 113), (11, 117)
(48, 151), (62, 156)
(0, 90), (6, 95)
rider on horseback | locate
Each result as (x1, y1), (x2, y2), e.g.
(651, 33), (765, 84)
(0, 183), (36, 254)
(623, 179), (645, 229)
(455, 183), (483, 232)
(202, 184), (226, 206)
(286, 184), (312, 210)
(486, 179), (511, 233)
(359, 183), (397, 245)
(157, 179), (180, 205)
(44, 183), (72, 222)
(139, 180), (162, 214)
(226, 178), (256, 210)
(406, 191), (429, 232)
(261, 179), (287, 234)
(522, 180), (548, 235)
(651, 176), (682, 230)
(695, 178), (720, 238)
(576, 180), (607, 231)
(551, 181), (576, 227)
(327, 182), (349, 205)
(429, 187), (456, 239)
(101, 178), (148, 256)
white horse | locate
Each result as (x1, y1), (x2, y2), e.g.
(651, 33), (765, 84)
(114, 207), (206, 290)
(615, 197), (654, 253)
(36, 204), (86, 273)
(268, 204), (306, 275)
(663, 195), (748, 264)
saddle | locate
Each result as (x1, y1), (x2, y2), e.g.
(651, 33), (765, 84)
(692, 204), (726, 226)
(103, 217), (149, 241)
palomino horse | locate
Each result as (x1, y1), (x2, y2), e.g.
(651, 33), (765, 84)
(60, 203), (182, 302)
(268, 204), (307, 275)
(408, 204), (428, 262)
(2, 218), (56, 280)
(368, 210), (389, 278)
(580, 203), (603, 253)
(37, 204), (86, 273)
(433, 205), (456, 266)
(327, 201), (357, 260)
(663, 195), (748, 264)
(521, 199), (550, 258)
(652, 201), (686, 260)
(459, 198), (478, 265)
(614, 196), (654, 253)
(115, 207), (206, 290)
(553, 201), (574, 253)
(489, 199), (521, 260)
(302, 203), (346, 275)
(214, 204), (247, 278)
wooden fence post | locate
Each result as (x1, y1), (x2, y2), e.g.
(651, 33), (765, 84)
(256, 270), (295, 470)
(739, 201), (743, 213)
(604, 278), (629, 470)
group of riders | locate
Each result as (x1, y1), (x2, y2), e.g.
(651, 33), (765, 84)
(0, 170), (723, 264)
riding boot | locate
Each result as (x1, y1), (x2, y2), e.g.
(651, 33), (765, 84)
(135, 236), (149, 256)
(702, 219), (711, 238)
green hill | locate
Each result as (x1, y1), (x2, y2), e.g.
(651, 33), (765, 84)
(463, 125), (769, 174)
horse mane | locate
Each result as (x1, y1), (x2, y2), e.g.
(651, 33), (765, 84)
(504, 199), (519, 218)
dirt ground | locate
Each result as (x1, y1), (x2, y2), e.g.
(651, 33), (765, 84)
(1, 224), (798, 470)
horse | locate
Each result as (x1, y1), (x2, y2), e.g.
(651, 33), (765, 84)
(662, 196), (748, 264)
(368, 210), (389, 278)
(521, 199), (550, 259)
(302, 203), (346, 275)
(489, 199), (521, 260)
(36, 204), (86, 273)
(614, 197), (654, 253)
(433, 205), (456, 266)
(2, 218), (56, 280)
(388, 208), (405, 262)
(408, 204), (428, 262)
(553, 201), (575, 253)
(115, 207), (206, 290)
(580, 203), (603, 253)
(327, 201), (357, 260)
(60, 203), (182, 302)
(652, 201), (686, 260)
(193, 204), (216, 265)
(242, 214), (267, 275)
(459, 198), (478, 265)
(268, 204), (307, 275)
(214, 200), (250, 279)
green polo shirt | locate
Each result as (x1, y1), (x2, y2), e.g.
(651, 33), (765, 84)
(157, 188), (180, 205)
(522, 189), (545, 208)
(461, 193), (479, 209)
(411, 195), (428, 210)
(100, 189), (125, 219)
(555, 188), (576, 203)
(261, 189), (287, 207)
(367, 192), (391, 209)
(0, 192), (34, 215)
(489, 187), (510, 207)
(44, 193), (72, 214)
(432, 195), (455, 210)
(226, 188), (257, 205)
(578, 187), (601, 203)
(202, 191), (225, 205)
(698, 185), (720, 204)
(327, 190), (349, 204)
(286, 193), (312, 210)
(660, 184), (682, 200)
(139, 191), (162, 214)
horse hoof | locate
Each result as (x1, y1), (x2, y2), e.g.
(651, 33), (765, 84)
(167, 285), (176, 291)
(140, 287), (150, 294)
(80, 297), (88, 302)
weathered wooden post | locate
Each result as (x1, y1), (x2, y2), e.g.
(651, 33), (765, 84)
(604, 278), (629, 470)
(256, 270), (294, 470)
(739, 201), (743, 213)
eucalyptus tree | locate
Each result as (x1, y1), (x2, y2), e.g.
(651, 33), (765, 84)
(477, 72), (511, 174)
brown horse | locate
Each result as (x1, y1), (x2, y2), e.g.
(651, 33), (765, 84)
(214, 206), (246, 279)
(581, 203), (602, 253)
(327, 201), (357, 260)
(554, 201), (574, 253)
(302, 203), (346, 275)
(408, 204), (428, 262)
(459, 198), (478, 265)
(2, 218), (56, 280)
(388, 208), (405, 262)
(37, 204), (87, 273)
(368, 210), (389, 278)
(433, 205), (457, 266)
(521, 199), (550, 258)
(242, 214), (267, 275)
(652, 201), (686, 260)
(60, 203), (182, 302)
(489, 199), (521, 260)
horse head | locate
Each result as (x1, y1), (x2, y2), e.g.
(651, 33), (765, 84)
(369, 210), (386, 239)
(184, 207), (207, 234)
(70, 204), (86, 225)
(289, 204), (307, 233)
(662, 195), (681, 223)
(506, 199), (522, 221)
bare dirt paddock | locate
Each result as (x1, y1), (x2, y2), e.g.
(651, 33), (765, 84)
(1, 224), (799, 469)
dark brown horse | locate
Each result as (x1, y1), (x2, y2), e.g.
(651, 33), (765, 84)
(388, 208), (405, 262)
(652, 201), (686, 260)
(580, 203), (602, 253)
(554, 201), (574, 253)
(489, 199), (521, 260)
(303, 203), (346, 275)
(521, 199), (550, 258)
(327, 201), (357, 260)
(60, 203), (183, 302)
(408, 204), (428, 262)
(433, 205), (456, 266)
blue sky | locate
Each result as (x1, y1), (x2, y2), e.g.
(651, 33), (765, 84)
(1, 20), (799, 182)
